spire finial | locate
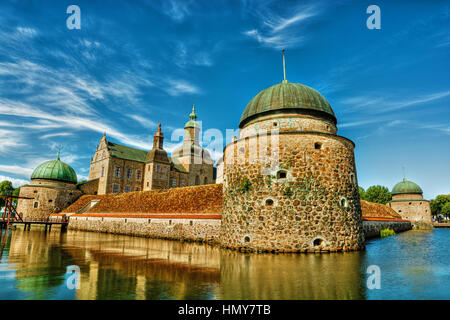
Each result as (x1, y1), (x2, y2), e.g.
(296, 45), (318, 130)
(402, 166), (406, 181)
(56, 145), (62, 160)
(190, 103), (197, 120)
(282, 48), (287, 82)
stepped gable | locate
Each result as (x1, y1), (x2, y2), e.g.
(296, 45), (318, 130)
(360, 200), (402, 219)
(62, 184), (223, 214)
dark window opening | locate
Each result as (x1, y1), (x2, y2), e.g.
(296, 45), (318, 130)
(277, 170), (287, 179)
(48, 200), (53, 203)
(244, 236), (251, 243)
(169, 220), (172, 225)
(314, 142), (322, 150)
(313, 238), (324, 248)
(273, 122), (278, 127)
(265, 199), (274, 206)
(33, 202), (39, 208)
(190, 221), (193, 226)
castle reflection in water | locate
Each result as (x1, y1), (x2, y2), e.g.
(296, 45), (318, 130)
(0, 228), (374, 300)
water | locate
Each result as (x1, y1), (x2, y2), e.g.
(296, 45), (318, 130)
(0, 227), (449, 300)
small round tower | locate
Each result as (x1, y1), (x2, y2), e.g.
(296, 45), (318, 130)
(388, 178), (433, 228)
(220, 52), (364, 253)
(16, 153), (82, 220)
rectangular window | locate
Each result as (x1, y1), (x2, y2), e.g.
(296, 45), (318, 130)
(172, 179), (177, 187)
(156, 165), (160, 172)
(148, 164), (151, 172)
(125, 185), (131, 192)
(181, 180), (185, 187)
(136, 170), (141, 180)
(101, 166), (105, 177)
(34, 202), (39, 208)
(113, 184), (119, 193)
(126, 168), (132, 179)
(115, 167), (121, 178)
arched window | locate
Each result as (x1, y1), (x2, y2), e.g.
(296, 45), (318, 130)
(195, 176), (200, 185)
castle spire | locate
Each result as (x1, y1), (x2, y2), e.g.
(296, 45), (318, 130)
(153, 122), (164, 149)
(56, 145), (62, 160)
(282, 48), (287, 83)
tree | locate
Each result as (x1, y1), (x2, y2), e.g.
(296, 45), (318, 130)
(441, 202), (450, 219)
(430, 195), (450, 216)
(362, 185), (392, 204)
(0, 180), (14, 207)
(358, 186), (366, 200)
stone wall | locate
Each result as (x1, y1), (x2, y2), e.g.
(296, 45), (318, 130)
(388, 197), (433, 227)
(67, 215), (221, 243)
(363, 219), (412, 239)
(221, 131), (365, 253)
(17, 180), (82, 220)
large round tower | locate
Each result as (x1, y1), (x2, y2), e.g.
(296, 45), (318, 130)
(220, 54), (364, 253)
(16, 153), (82, 220)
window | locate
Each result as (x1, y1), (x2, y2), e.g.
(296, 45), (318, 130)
(136, 170), (141, 180)
(115, 167), (121, 178)
(48, 200), (53, 203)
(147, 182), (149, 187)
(135, 187), (140, 191)
(126, 169), (132, 179)
(313, 238), (324, 248)
(172, 179), (177, 187)
(101, 166), (105, 177)
(204, 177), (208, 184)
(195, 176), (200, 185)
(148, 164), (151, 172)
(339, 198), (349, 208)
(314, 142), (322, 150)
(190, 220), (193, 226)
(33, 190), (37, 193)
(181, 180), (185, 187)
(265, 199), (274, 206)
(277, 170), (287, 179)
(34, 202), (39, 208)
(156, 165), (160, 172)
(350, 173), (356, 185)
(113, 184), (119, 193)
(125, 185), (131, 193)
(273, 122), (278, 127)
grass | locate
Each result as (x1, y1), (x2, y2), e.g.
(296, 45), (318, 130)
(380, 228), (396, 238)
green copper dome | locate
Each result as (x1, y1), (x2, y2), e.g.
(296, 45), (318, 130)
(239, 80), (337, 128)
(391, 178), (423, 195)
(31, 155), (77, 184)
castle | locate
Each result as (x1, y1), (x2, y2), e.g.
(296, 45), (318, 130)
(17, 107), (215, 219)
(16, 54), (431, 252)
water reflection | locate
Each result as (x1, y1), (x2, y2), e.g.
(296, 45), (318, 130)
(0, 228), (449, 299)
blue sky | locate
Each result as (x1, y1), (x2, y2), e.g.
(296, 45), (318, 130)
(0, 0), (448, 199)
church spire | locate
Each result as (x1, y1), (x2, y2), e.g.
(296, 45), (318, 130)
(153, 122), (164, 150)
(282, 48), (287, 83)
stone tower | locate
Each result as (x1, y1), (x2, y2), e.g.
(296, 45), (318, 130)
(16, 153), (82, 220)
(171, 105), (214, 185)
(388, 178), (433, 229)
(220, 54), (365, 253)
(143, 123), (171, 190)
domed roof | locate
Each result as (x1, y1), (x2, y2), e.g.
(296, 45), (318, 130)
(239, 80), (336, 128)
(31, 155), (77, 184)
(185, 104), (200, 129)
(391, 178), (423, 195)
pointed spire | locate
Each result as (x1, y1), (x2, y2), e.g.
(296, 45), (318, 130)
(402, 166), (406, 182)
(282, 48), (287, 83)
(189, 104), (197, 120)
(56, 149), (60, 160)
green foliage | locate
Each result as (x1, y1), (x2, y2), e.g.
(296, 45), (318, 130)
(236, 178), (252, 194)
(380, 228), (396, 238)
(441, 202), (450, 217)
(361, 185), (392, 204)
(358, 186), (366, 199)
(430, 195), (450, 216)
(0, 180), (14, 207)
(283, 186), (294, 198)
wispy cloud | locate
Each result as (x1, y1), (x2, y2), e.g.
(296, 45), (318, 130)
(161, 0), (192, 22)
(0, 175), (29, 188)
(127, 115), (158, 128)
(243, 2), (319, 49)
(165, 79), (201, 96)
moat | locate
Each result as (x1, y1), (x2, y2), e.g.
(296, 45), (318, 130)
(0, 228), (449, 300)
